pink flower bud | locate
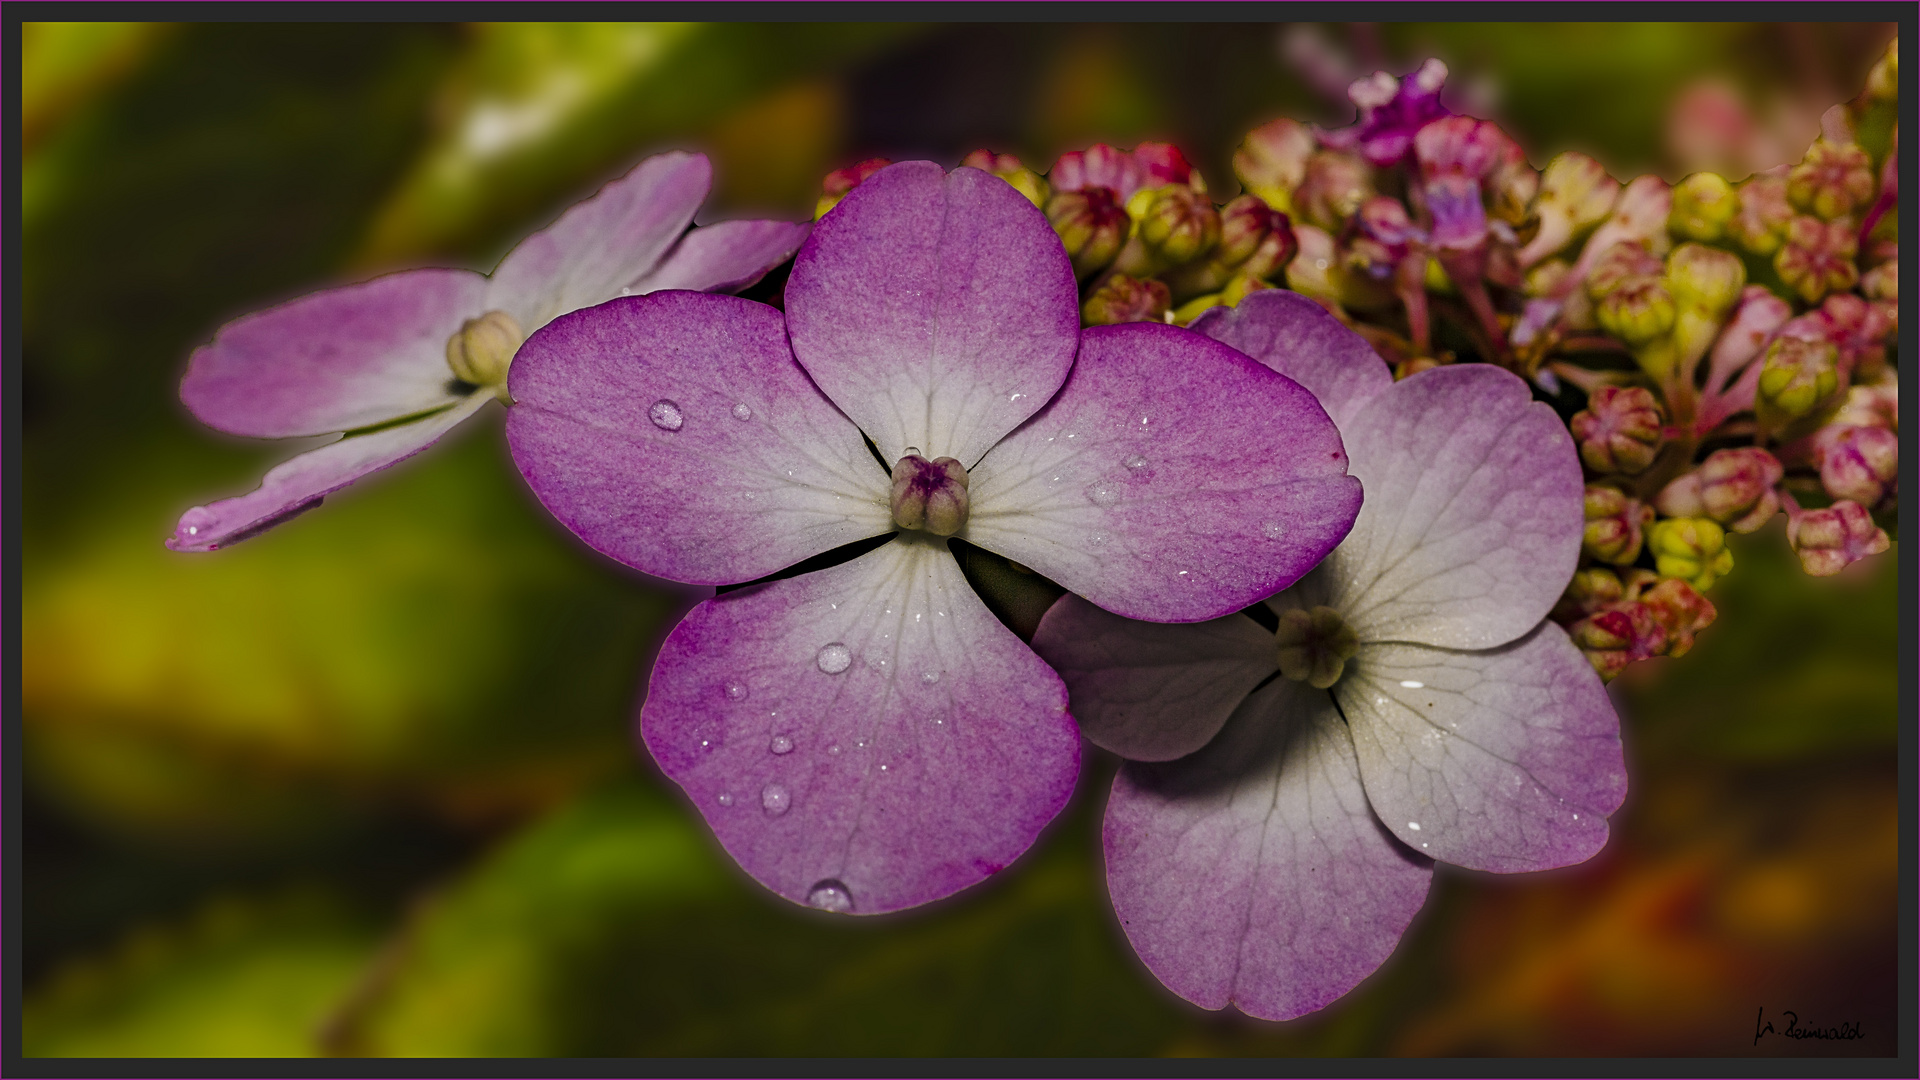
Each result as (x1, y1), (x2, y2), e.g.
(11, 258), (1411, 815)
(1133, 141), (1202, 192)
(1656, 447), (1783, 533)
(1728, 167), (1793, 255)
(1583, 484), (1653, 565)
(1788, 499), (1890, 576)
(1081, 273), (1171, 326)
(1215, 194), (1283, 269)
(1051, 144), (1146, 200)
(1234, 118), (1316, 212)
(1787, 137), (1876, 221)
(1413, 116), (1521, 182)
(1819, 426), (1898, 507)
(1636, 576), (1717, 659)
(1584, 241), (1665, 299)
(1571, 386), (1666, 475)
(1774, 214), (1859, 303)
(1552, 565), (1628, 624)
(815, 158), (894, 218)
(1570, 604), (1667, 681)
(1808, 293), (1895, 377)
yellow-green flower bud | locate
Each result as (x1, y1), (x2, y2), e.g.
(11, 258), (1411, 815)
(1668, 172), (1738, 241)
(1082, 274), (1170, 326)
(1755, 336), (1840, 431)
(1126, 184), (1222, 269)
(1649, 517), (1733, 591)
(960, 150), (1051, 209)
(1595, 276), (1676, 347)
(1774, 214), (1860, 303)
(1728, 170), (1793, 256)
(1787, 138), (1876, 221)
(445, 309), (525, 394)
(1233, 117), (1316, 216)
(1274, 605), (1359, 690)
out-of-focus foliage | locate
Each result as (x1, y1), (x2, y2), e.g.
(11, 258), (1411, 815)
(20, 21), (1900, 1058)
(23, 890), (381, 1057)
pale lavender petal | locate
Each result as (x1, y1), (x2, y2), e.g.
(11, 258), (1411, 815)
(1189, 289), (1394, 430)
(1031, 593), (1275, 762)
(505, 291), (892, 586)
(785, 161), (1079, 466)
(485, 151), (711, 331)
(640, 535), (1080, 914)
(1329, 364), (1583, 649)
(626, 218), (812, 295)
(967, 322), (1362, 623)
(180, 268), (487, 438)
(1338, 621), (1627, 874)
(166, 392), (490, 552)
(1106, 678), (1433, 1021)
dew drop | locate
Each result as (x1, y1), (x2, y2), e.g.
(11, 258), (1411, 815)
(1085, 482), (1120, 508)
(770, 735), (794, 755)
(717, 792), (734, 807)
(731, 402), (753, 421)
(855, 738), (870, 749)
(806, 879), (853, 912)
(921, 671), (941, 685)
(648, 399), (685, 431)
(828, 744), (842, 755)
(903, 445), (922, 458)
(1407, 821), (1421, 831)
(178, 506), (215, 538)
(815, 643), (852, 674)
(761, 783), (791, 815)
(1262, 521), (1287, 540)
(1124, 454), (1149, 471)
(724, 679), (749, 701)
(1399, 680), (1425, 689)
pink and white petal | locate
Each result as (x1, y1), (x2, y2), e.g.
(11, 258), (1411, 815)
(640, 535), (1080, 914)
(1337, 621), (1627, 874)
(785, 161), (1079, 466)
(1106, 678), (1433, 1022)
(626, 218), (812, 295)
(1189, 289), (1394, 430)
(485, 151), (711, 331)
(506, 291), (892, 586)
(166, 392), (491, 552)
(966, 322), (1361, 623)
(1330, 364), (1583, 650)
(180, 268), (487, 439)
(1031, 593), (1275, 761)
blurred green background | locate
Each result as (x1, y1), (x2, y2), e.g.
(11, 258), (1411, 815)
(18, 21), (1902, 1057)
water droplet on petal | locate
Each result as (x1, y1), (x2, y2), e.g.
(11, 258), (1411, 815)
(1262, 521), (1287, 540)
(178, 506), (215, 538)
(921, 671), (941, 684)
(731, 402), (753, 421)
(1399, 680), (1424, 689)
(761, 783), (791, 815)
(717, 792), (734, 807)
(770, 735), (794, 755)
(1124, 454), (1148, 471)
(903, 446), (922, 458)
(724, 679), (749, 701)
(648, 399), (684, 431)
(816, 643), (852, 674)
(807, 879), (853, 912)
(828, 744), (842, 755)
(1407, 821), (1421, 831)
(1085, 482), (1120, 508)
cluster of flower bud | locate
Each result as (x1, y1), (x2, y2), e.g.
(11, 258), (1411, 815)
(808, 36), (1897, 682)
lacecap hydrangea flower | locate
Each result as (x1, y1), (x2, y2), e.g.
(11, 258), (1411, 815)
(169, 151), (808, 551)
(505, 162), (1365, 914)
(1034, 290), (1627, 1019)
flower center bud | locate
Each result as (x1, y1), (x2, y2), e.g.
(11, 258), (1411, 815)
(890, 452), (970, 537)
(445, 309), (525, 395)
(1274, 605), (1360, 690)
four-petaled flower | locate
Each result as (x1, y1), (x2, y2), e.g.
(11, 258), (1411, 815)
(504, 162), (1364, 914)
(1033, 289), (1626, 1020)
(169, 152), (809, 551)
